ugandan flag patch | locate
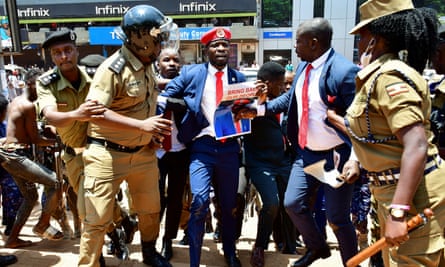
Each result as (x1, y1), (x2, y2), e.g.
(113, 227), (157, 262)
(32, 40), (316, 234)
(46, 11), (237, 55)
(385, 82), (409, 97)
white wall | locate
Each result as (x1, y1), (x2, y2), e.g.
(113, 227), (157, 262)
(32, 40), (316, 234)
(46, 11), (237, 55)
(260, 0), (357, 65)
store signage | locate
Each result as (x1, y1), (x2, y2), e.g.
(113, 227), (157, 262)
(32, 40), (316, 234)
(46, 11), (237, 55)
(180, 27), (212, 41)
(89, 27), (123, 45)
(179, 2), (217, 12)
(89, 26), (215, 45)
(0, 0), (256, 19)
(263, 31), (292, 39)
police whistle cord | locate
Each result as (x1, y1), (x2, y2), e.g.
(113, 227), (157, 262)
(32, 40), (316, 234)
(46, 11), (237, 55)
(346, 208), (433, 267)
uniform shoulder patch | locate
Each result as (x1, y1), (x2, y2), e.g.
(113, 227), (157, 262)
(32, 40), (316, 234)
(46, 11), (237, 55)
(108, 54), (126, 74)
(385, 82), (409, 97)
(38, 72), (60, 86)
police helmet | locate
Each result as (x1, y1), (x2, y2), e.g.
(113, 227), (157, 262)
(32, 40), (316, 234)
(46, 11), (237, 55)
(115, 5), (179, 62)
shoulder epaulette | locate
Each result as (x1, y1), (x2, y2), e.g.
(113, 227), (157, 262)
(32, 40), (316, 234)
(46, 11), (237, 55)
(108, 54), (126, 74)
(38, 71), (60, 86)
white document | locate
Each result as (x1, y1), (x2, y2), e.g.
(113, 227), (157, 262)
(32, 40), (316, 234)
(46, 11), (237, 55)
(304, 159), (345, 188)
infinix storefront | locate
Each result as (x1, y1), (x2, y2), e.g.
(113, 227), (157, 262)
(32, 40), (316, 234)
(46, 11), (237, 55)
(0, 0), (258, 68)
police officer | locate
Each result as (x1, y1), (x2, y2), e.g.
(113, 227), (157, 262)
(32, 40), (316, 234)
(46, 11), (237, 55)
(339, 0), (445, 266)
(36, 30), (108, 265)
(80, 5), (178, 267)
(37, 29), (106, 213)
(79, 53), (138, 261)
(79, 54), (107, 78)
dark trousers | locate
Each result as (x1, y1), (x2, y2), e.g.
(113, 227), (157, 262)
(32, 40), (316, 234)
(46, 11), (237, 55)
(158, 148), (190, 240)
(284, 145), (357, 265)
(248, 165), (295, 250)
(188, 136), (239, 267)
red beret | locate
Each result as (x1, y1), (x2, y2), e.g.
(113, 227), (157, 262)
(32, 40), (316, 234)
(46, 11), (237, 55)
(200, 27), (231, 46)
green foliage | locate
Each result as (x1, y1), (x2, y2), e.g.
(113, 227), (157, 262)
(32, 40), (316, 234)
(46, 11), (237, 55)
(262, 0), (292, 27)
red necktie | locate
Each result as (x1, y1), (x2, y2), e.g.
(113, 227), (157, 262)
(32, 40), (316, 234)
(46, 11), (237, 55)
(298, 64), (313, 149)
(275, 113), (281, 123)
(215, 71), (224, 105)
(162, 110), (172, 151)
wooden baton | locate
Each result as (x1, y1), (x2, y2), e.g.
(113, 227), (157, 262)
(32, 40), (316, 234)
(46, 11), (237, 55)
(346, 208), (433, 267)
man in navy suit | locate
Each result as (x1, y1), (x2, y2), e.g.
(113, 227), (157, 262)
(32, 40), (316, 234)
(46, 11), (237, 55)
(160, 27), (245, 267)
(242, 18), (360, 266)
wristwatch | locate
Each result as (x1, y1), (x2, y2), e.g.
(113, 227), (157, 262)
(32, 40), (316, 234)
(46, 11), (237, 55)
(389, 208), (407, 220)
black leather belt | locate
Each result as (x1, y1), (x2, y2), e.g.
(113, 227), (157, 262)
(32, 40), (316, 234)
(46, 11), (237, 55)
(87, 136), (145, 153)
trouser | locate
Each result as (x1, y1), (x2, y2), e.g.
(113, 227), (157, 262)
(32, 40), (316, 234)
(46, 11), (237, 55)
(62, 151), (85, 219)
(372, 159), (445, 267)
(0, 149), (59, 226)
(248, 165), (294, 250)
(158, 149), (190, 240)
(284, 145), (357, 265)
(79, 144), (160, 267)
(188, 136), (240, 267)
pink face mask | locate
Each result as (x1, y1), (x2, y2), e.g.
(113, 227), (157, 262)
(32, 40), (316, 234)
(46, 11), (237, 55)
(359, 38), (375, 68)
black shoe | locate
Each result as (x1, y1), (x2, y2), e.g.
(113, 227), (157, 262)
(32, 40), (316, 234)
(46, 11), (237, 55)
(121, 215), (138, 244)
(291, 246), (331, 267)
(179, 231), (189, 246)
(0, 255), (17, 266)
(161, 239), (173, 261)
(281, 246), (297, 255)
(225, 255), (242, 267)
(205, 222), (214, 233)
(143, 251), (172, 267)
(106, 242), (115, 255)
(107, 228), (129, 260)
(99, 253), (106, 267)
(213, 227), (221, 243)
(142, 241), (172, 267)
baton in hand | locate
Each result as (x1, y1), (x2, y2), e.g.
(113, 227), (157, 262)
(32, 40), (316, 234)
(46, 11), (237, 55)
(346, 208), (433, 267)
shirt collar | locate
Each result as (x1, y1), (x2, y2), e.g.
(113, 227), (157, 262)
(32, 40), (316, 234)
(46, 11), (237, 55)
(208, 64), (228, 76)
(310, 48), (332, 70)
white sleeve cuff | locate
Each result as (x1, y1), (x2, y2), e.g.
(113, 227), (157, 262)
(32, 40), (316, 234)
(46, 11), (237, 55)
(256, 101), (265, 116)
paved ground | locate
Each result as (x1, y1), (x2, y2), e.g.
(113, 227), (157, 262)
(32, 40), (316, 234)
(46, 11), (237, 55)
(0, 200), (369, 267)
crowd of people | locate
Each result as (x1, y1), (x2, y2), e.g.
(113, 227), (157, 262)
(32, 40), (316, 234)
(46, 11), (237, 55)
(0, 0), (444, 267)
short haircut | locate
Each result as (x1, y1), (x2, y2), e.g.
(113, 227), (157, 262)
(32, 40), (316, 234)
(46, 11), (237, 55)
(257, 61), (285, 81)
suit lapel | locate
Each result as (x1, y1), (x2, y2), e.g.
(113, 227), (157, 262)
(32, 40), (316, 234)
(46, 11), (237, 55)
(194, 63), (209, 112)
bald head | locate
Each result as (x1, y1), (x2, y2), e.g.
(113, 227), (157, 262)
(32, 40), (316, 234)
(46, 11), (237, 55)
(297, 18), (333, 50)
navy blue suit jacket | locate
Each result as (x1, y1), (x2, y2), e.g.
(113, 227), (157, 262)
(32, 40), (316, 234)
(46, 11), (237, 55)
(162, 63), (246, 145)
(265, 49), (360, 149)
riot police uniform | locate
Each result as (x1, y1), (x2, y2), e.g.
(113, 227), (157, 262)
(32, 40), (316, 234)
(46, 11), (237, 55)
(79, 5), (177, 267)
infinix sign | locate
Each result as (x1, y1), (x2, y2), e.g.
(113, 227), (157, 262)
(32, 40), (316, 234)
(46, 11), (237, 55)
(179, 2), (217, 12)
(95, 4), (130, 16)
(18, 8), (50, 17)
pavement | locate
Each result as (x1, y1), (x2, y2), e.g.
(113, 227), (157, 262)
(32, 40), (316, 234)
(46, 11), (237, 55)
(0, 200), (369, 267)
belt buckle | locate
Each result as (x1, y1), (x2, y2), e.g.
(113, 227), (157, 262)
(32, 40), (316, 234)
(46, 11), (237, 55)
(117, 144), (127, 152)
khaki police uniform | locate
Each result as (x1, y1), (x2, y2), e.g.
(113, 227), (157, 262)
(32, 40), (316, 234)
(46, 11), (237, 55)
(346, 54), (445, 266)
(79, 45), (160, 266)
(37, 66), (91, 219)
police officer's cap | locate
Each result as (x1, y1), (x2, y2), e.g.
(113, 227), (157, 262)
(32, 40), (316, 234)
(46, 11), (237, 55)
(42, 30), (77, 49)
(349, 0), (414, 34)
(79, 54), (106, 67)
